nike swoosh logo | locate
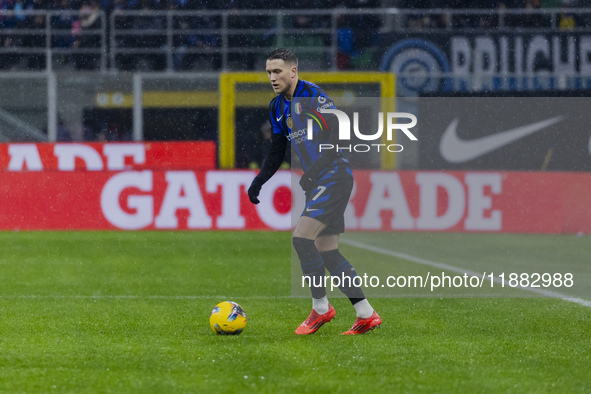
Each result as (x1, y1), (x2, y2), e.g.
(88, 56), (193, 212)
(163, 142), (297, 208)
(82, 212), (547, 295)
(306, 207), (318, 212)
(276, 115), (283, 122)
(440, 116), (564, 163)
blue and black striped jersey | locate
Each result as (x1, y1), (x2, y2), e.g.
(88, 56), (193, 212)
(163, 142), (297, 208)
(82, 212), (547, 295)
(269, 79), (347, 171)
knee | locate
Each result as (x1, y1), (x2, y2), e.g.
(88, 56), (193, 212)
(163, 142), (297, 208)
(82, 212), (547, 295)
(315, 236), (339, 253)
(292, 237), (315, 254)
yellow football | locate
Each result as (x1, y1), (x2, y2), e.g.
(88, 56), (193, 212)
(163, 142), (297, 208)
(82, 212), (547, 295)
(209, 301), (247, 335)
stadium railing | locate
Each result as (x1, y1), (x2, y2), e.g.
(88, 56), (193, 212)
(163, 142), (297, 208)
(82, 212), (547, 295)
(109, 8), (591, 72)
(0, 9), (106, 72)
(2, 8), (591, 73)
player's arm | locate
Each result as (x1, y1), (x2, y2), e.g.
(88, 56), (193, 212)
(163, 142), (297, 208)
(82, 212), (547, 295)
(248, 105), (287, 204)
(248, 133), (287, 204)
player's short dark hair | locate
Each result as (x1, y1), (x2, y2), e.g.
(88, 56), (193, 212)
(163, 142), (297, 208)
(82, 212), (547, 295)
(267, 48), (298, 66)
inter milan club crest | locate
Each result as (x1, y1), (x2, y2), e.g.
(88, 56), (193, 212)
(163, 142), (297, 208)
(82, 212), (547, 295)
(286, 116), (293, 129)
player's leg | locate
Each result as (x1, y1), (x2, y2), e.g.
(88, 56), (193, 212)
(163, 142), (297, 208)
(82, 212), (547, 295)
(293, 215), (328, 239)
(298, 164), (381, 334)
(316, 234), (368, 307)
(292, 216), (335, 335)
(293, 216), (329, 305)
(316, 234), (382, 335)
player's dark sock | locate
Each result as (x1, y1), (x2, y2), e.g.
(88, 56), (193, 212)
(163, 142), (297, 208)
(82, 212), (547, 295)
(292, 237), (326, 299)
(321, 249), (366, 304)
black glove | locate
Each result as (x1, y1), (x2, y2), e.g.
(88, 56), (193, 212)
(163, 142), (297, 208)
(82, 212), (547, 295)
(299, 172), (317, 192)
(248, 178), (263, 204)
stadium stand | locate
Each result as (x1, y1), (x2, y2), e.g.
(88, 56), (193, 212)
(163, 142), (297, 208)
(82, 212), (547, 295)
(2, 1), (590, 72)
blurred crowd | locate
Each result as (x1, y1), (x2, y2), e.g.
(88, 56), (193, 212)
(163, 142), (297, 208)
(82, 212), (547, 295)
(1, 0), (589, 72)
(1, 0), (588, 13)
(398, 0), (591, 30)
(0, 0), (380, 12)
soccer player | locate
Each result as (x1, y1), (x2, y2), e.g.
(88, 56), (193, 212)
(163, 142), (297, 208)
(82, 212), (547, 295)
(247, 48), (381, 335)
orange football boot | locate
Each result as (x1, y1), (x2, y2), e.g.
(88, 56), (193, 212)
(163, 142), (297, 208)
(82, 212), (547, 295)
(341, 311), (381, 335)
(295, 304), (336, 335)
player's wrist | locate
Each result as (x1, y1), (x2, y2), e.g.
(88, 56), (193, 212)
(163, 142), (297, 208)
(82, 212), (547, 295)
(251, 177), (264, 188)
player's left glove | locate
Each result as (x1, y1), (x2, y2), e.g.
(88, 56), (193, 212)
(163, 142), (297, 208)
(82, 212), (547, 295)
(248, 178), (263, 204)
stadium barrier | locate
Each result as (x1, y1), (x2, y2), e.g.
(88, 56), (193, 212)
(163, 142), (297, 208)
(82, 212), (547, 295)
(0, 142), (216, 171)
(1, 143), (589, 234)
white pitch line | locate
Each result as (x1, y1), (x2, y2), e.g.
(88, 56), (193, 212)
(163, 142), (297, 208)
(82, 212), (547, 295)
(341, 238), (591, 308)
(0, 295), (291, 300)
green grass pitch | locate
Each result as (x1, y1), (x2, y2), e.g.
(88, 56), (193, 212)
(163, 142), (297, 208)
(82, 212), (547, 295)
(0, 231), (590, 393)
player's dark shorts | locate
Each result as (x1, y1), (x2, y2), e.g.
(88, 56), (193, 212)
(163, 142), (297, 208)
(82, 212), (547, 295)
(301, 164), (354, 235)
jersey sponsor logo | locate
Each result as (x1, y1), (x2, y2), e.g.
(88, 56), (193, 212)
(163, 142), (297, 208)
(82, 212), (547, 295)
(440, 116), (564, 163)
(318, 96), (326, 104)
(316, 101), (334, 111)
(287, 127), (309, 144)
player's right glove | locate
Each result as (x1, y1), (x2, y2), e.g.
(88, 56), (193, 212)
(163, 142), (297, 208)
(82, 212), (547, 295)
(299, 166), (321, 193)
(248, 178), (263, 204)
(299, 173), (316, 192)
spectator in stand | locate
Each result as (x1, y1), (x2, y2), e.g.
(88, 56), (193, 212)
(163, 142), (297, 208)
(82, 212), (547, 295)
(345, 0), (380, 50)
(226, 6), (258, 70)
(557, 0), (585, 29)
(519, 0), (543, 27)
(23, 0), (44, 10)
(173, 11), (221, 70)
(22, 12), (45, 69)
(72, 0), (102, 69)
(333, 0), (380, 69)
(50, 0), (77, 67)
(0, 1), (20, 69)
(129, 0), (166, 70)
(336, 11), (358, 69)
(0, 0), (15, 11)
(398, 0), (457, 29)
(110, 0), (130, 13)
(573, 0), (591, 27)
(3, 0), (583, 73)
(465, 0), (503, 28)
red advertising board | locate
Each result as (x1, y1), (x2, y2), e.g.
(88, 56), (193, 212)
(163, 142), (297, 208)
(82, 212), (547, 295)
(0, 142), (216, 171)
(0, 170), (289, 230)
(0, 168), (590, 233)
